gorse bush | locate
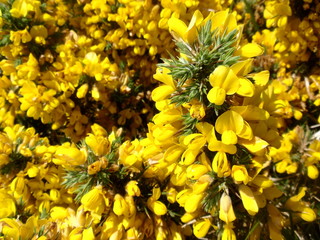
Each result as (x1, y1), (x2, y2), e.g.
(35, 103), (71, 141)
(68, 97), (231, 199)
(0, 0), (319, 239)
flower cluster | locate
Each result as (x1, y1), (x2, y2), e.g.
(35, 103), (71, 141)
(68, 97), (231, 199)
(0, 0), (319, 240)
(0, 0), (220, 142)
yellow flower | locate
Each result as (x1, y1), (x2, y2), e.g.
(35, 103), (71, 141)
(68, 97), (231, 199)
(10, 29), (32, 45)
(0, 218), (20, 240)
(53, 145), (87, 166)
(186, 164), (209, 180)
(222, 223), (236, 240)
(215, 110), (253, 145)
(231, 165), (250, 184)
(83, 52), (104, 81)
(196, 122), (236, 154)
(219, 193), (236, 224)
(16, 53), (39, 81)
(0, 189), (16, 218)
(207, 65), (239, 106)
(239, 184), (259, 215)
(30, 25), (48, 45)
(264, 1), (292, 28)
(10, 172), (29, 199)
(81, 186), (110, 219)
(147, 186), (167, 216)
(125, 180), (141, 197)
(267, 204), (284, 240)
(184, 193), (203, 213)
(76, 83), (89, 99)
(193, 218), (211, 238)
(50, 206), (69, 220)
(113, 194), (129, 216)
(307, 165), (319, 179)
(168, 10), (203, 44)
(212, 152), (231, 178)
(205, 10), (237, 34)
(285, 187), (316, 222)
(236, 43), (264, 58)
(10, 0), (41, 18)
(87, 160), (103, 175)
(85, 134), (110, 156)
(91, 123), (108, 137)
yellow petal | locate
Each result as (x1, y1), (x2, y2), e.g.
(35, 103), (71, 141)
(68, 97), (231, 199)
(237, 77), (255, 97)
(186, 164), (209, 180)
(183, 133), (206, 150)
(239, 137), (269, 153)
(237, 121), (253, 140)
(221, 130), (238, 145)
(209, 10), (228, 32)
(164, 145), (185, 163)
(252, 70), (270, 86)
(219, 193), (236, 223)
(151, 85), (175, 102)
(222, 224), (236, 240)
(209, 65), (229, 87)
(193, 219), (211, 238)
(238, 43), (264, 58)
(215, 110), (244, 135)
(212, 152), (231, 178)
(230, 59), (253, 76)
(113, 194), (128, 216)
(232, 165), (250, 184)
(307, 165), (319, 179)
(186, 10), (203, 43)
(207, 86), (226, 105)
(151, 200), (167, 215)
(231, 106), (269, 121)
(264, 186), (283, 200)
(239, 185), (259, 215)
(82, 227), (95, 240)
(168, 17), (188, 41)
(299, 207), (316, 222)
(153, 67), (175, 88)
(181, 148), (200, 165)
(224, 12), (237, 33)
(185, 194), (203, 213)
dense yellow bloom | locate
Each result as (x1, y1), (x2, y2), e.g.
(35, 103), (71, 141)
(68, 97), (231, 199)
(0, 1), (318, 239)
